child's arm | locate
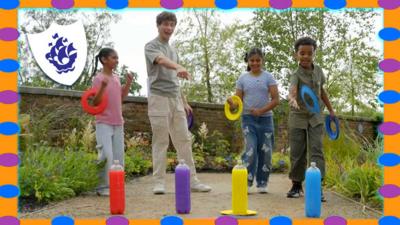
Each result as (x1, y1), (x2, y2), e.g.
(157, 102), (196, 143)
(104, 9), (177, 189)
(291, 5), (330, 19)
(321, 87), (335, 117)
(121, 73), (133, 100)
(93, 79), (108, 106)
(250, 85), (279, 116)
(288, 83), (300, 109)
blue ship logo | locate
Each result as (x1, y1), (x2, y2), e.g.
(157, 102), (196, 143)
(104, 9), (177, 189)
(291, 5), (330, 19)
(45, 33), (77, 74)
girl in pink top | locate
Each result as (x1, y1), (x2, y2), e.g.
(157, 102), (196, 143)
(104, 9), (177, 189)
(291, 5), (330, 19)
(91, 48), (133, 196)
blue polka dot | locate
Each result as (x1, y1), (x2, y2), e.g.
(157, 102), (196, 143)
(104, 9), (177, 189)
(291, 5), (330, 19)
(0, 185), (19, 198)
(52, 216), (74, 225)
(215, 0), (238, 9)
(161, 216), (183, 225)
(378, 90), (400, 104)
(378, 153), (400, 167)
(0, 59), (19, 73)
(0, 122), (20, 136)
(106, 0), (129, 9)
(324, 0), (346, 9)
(379, 216), (400, 225)
(379, 28), (400, 41)
(0, 0), (19, 10)
(270, 216), (292, 225)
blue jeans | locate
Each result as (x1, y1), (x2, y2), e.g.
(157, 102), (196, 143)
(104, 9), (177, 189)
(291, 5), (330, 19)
(241, 115), (274, 188)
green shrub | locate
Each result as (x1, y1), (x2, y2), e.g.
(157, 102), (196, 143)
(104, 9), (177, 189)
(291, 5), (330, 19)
(125, 148), (152, 176)
(19, 145), (101, 204)
(272, 151), (290, 173)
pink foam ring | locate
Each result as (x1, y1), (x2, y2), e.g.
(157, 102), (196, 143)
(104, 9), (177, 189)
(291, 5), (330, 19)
(160, 0), (183, 9)
(51, 0), (74, 9)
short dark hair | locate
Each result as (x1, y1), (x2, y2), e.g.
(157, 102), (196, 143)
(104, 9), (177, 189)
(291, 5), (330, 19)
(294, 37), (317, 52)
(156, 11), (177, 26)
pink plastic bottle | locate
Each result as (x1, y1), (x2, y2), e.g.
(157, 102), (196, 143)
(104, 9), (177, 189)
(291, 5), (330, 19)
(109, 160), (125, 215)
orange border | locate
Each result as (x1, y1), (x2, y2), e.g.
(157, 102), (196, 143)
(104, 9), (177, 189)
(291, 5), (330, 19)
(0, 0), (398, 224)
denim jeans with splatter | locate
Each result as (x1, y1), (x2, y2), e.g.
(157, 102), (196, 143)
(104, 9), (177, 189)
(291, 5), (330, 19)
(241, 115), (274, 188)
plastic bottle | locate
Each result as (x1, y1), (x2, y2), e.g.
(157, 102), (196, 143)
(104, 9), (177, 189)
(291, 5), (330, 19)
(305, 162), (321, 218)
(175, 159), (191, 214)
(232, 160), (248, 215)
(109, 160), (125, 215)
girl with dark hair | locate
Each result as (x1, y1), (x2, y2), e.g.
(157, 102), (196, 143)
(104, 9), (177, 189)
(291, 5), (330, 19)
(91, 48), (133, 196)
(228, 47), (280, 193)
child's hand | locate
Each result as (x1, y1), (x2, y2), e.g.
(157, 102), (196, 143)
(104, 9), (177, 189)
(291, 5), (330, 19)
(250, 108), (263, 117)
(126, 73), (134, 85)
(177, 66), (191, 80)
(184, 103), (193, 116)
(288, 97), (300, 110)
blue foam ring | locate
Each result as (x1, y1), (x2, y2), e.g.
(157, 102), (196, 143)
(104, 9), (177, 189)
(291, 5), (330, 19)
(325, 115), (339, 140)
(379, 216), (400, 225)
(270, 216), (292, 225)
(378, 90), (400, 104)
(0, 122), (20, 136)
(378, 153), (400, 167)
(0, 59), (20, 73)
(0, 0), (19, 10)
(300, 85), (320, 114)
(379, 28), (400, 41)
(160, 216), (183, 225)
(0, 185), (20, 198)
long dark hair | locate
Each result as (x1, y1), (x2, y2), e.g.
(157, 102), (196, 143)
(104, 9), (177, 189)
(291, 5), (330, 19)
(244, 47), (264, 71)
(92, 48), (116, 76)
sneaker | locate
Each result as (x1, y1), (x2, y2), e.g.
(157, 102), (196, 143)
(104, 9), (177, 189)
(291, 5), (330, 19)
(153, 183), (165, 195)
(191, 182), (212, 192)
(257, 187), (268, 194)
(96, 188), (110, 196)
(287, 183), (303, 198)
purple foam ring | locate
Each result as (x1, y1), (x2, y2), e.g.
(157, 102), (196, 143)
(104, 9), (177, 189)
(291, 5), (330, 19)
(215, 216), (238, 225)
(0, 216), (19, 225)
(379, 59), (400, 72)
(106, 216), (129, 225)
(0, 28), (19, 41)
(0, 153), (19, 167)
(0, 90), (19, 104)
(378, 122), (400, 135)
(160, 0), (183, 9)
(378, 0), (400, 9)
(51, 0), (74, 9)
(324, 216), (347, 225)
(269, 0), (292, 9)
(379, 184), (400, 198)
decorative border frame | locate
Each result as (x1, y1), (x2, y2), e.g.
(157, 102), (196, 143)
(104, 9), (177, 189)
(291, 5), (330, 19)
(1, 0), (399, 225)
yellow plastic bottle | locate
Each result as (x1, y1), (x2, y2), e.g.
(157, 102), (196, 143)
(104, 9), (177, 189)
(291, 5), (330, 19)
(232, 160), (248, 215)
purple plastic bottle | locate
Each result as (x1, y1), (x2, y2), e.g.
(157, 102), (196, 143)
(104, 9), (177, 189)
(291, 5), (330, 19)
(175, 159), (191, 214)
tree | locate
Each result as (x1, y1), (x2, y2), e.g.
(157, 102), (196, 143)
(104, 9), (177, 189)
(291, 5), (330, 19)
(173, 10), (246, 103)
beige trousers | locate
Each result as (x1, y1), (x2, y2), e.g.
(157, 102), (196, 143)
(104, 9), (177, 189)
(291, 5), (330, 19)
(148, 94), (199, 185)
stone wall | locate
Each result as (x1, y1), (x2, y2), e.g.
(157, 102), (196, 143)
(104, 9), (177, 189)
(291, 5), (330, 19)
(19, 86), (379, 152)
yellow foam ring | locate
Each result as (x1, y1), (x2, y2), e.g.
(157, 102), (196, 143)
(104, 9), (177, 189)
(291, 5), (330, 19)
(224, 95), (243, 121)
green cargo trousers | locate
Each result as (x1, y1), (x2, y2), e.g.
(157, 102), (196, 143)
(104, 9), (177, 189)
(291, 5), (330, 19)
(288, 124), (325, 182)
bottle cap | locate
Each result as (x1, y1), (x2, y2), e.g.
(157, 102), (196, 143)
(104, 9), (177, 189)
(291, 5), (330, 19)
(113, 160), (120, 164)
(310, 162), (316, 167)
(179, 159), (185, 164)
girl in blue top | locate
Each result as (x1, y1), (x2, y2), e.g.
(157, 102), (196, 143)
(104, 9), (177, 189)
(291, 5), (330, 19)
(228, 47), (280, 193)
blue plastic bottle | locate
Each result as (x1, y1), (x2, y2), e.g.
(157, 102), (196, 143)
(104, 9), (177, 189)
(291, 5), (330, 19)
(305, 162), (321, 218)
(175, 159), (191, 214)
